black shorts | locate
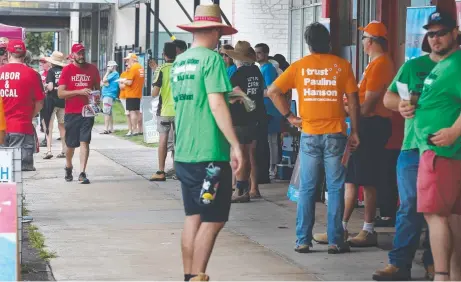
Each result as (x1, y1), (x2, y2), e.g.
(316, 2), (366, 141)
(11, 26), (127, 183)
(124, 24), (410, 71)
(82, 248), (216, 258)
(346, 116), (392, 186)
(175, 161), (232, 223)
(126, 98), (141, 111)
(64, 114), (95, 148)
(234, 124), (257, 145)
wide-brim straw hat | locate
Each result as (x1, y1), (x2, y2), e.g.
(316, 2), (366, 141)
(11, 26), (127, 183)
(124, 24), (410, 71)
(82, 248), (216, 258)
(222, 41), (255, 63)
(45, 51), (67, 67)
(177, 4), (237, 36)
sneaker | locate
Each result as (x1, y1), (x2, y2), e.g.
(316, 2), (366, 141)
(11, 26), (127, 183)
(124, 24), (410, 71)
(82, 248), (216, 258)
(372, 264), (411, 281)
(65, 167), (73, 182)
(348, 230), (378, 247)
(78, 172), (90, 184)
(375, 216), (395, 227)
(190, 273), (209, 281)
(313, 230), (349, 245)
(231, 190), (250, 203)
(125, 131), (133, 137)
(149, 171), (166, 181)
(328, 243), (350, 254)
(294, 244), (310, 253)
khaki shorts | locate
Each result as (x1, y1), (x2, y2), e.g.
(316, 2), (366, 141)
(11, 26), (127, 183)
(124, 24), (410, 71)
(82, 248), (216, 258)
(157, 116), (175, 152)
(53, 107), (65, 124)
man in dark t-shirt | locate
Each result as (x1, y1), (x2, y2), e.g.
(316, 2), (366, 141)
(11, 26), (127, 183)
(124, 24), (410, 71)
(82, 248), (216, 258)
(223, 41), (265, 203)
(44, 51), (67, 159)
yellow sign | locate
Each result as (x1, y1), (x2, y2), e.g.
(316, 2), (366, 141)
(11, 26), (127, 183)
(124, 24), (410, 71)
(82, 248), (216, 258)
(0, 2), (39, 8)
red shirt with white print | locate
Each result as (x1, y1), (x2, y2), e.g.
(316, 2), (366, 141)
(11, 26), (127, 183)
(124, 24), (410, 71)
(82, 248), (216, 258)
(40, 70), (48, 86)
(0, 63), (45, 135)
(58, 63), (101, 114)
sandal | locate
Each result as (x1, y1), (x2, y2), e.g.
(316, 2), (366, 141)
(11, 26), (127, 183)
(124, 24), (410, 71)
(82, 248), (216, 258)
(100, 130), (110, 134)
(43, 151), (53, 160)
(56, 152), (66, 158)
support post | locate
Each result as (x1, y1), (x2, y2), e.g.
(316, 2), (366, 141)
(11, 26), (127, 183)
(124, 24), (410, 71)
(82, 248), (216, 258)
(146, 1), (152, 97)
(135, 4), (140, 47)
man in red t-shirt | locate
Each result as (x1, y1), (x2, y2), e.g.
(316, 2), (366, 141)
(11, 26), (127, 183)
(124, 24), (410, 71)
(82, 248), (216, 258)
(58, 43), (100, 184)
(0, 42), (8, 67)
(0, 40), (45, 171)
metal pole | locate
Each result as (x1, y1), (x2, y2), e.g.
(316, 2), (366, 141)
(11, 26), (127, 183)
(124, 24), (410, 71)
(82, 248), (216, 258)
(134, 4), (140, 47)
(145, 1), (152, 97)
(150, 8), (174, 39)
(175, 0), (193, 22)
(213, 0), (220, 4)
(194, 0), (200, 15)
(220, 8), (231, 26)
(153, 0), (160, 62)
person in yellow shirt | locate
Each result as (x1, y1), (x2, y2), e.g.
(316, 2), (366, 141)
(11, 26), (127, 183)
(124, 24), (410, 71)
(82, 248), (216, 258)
(120, 53), (145, 136)
(0, 97), (6, 144)
(268, 22), (360, 254)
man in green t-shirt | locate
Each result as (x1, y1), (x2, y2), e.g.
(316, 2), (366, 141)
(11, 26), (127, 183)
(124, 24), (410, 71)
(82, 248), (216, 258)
(150, 42), (177, 182)
(171, 4), (242, 282)
(372, 28), (440, 282)
(413, 12), (461, 282)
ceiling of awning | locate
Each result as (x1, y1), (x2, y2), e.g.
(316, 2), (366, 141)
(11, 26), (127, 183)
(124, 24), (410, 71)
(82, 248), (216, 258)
(0, 1), (114, 17)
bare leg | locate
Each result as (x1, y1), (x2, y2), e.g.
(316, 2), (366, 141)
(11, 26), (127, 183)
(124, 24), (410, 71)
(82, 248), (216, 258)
(425, 214), (452, 281)
(191, 222), (225, 274)
(66, 147), (75, 168)
(182, 215), (201, 275)
(109, 115), (114, 132)
(364, 186), (377, 223)
(80, 142), (90, 173)
(249, 140), (259, 195)
(138, 111), (143, 133)
(126, 113), (132, 133)
(58, 123), (66, 153)
(104, 115), (110, 131)
(343, 183), (357, 223)
(129, 111), (138, 134)
(235, 144), (251, 181)
(46, 115), (55, 153)
(158, 133), (168, 172)
(449, 215), (461, 281)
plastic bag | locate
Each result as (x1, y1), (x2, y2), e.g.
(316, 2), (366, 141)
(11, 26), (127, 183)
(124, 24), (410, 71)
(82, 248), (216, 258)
(287, 155), (300, 202)
(228, 91), (256, 112)
(82, 90), (102, 117)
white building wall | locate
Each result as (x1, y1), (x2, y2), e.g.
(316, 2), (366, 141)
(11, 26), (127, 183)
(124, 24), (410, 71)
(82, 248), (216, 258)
(232, 0), (290, 58)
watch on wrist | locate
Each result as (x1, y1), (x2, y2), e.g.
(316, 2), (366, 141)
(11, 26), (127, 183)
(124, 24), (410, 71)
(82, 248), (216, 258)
(284, 111), (293, 119)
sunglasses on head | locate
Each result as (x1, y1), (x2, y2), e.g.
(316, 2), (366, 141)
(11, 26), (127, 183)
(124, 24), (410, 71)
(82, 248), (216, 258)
(427, 29), (451, 38)
(0, 48), (6, 56)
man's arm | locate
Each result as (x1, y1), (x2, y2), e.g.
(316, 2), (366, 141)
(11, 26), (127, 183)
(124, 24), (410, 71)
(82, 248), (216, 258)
(267, 84), (301, 126)
(208, 93), (240, 149)
(361, 90), (383, 116)
(0, 130), (4, 145)
(33, 100), (44, 117)
(383, 90), (401, 112)
(151, 86), (160, 97)
(46, 82), (54, 92)
(58, 85), (87, 99)
(347, 92), (360, 133)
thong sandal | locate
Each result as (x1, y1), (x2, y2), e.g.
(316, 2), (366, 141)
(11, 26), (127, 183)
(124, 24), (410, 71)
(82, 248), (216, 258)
(43, 151), (53, 160)
(56, 152), (66, 158)
(100, 130), (110, 134)
(435, 272), (449, 276)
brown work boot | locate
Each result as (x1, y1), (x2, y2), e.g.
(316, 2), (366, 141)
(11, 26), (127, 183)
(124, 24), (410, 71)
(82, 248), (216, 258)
(190, 273), (210, 281)
(231, 190), (250, 203)
(425, 265), (435, 281)
(149, 171), (166, 182)
(348, 230), (378, 247)
(313, 230), (349, 245)
(372, 264), (411, 281)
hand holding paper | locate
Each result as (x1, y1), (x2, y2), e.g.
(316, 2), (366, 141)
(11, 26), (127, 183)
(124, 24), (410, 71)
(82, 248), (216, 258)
(396, 81), (411, 101)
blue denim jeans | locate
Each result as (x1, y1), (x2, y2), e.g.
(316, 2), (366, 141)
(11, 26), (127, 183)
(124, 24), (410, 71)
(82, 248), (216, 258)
(296, 133), (347, 247)
(388, 149), (433, 269)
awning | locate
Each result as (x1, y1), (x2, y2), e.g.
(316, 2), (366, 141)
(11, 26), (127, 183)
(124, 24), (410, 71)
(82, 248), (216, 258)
(0, 23), (25, 40)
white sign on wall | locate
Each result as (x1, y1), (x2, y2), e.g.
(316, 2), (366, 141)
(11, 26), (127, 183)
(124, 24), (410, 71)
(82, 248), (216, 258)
(0, 151), (13, 183)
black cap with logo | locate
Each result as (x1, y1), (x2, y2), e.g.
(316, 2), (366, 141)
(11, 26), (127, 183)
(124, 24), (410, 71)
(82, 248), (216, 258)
(423, 11), (457, 30)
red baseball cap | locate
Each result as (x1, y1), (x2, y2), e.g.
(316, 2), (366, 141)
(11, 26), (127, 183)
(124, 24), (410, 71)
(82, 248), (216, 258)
(71, 43), (85, 54)
(7, 39), (26, 54)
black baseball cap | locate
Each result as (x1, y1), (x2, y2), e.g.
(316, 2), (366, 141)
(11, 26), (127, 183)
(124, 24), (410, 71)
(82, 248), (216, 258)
(423, 11), (457, 30)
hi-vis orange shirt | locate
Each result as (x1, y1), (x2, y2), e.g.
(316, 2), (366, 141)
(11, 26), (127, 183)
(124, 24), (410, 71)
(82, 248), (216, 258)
(358, 54), (394, 118)
(119, 70), (129, 99)
(124, 62), (145, 99)
(0, 97), (6, 132)
(274, 54), (358, 135)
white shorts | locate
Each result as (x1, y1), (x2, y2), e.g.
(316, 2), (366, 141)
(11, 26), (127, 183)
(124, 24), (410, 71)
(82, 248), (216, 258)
(120, 99), (129, 115)
(102, 97), (114, 116)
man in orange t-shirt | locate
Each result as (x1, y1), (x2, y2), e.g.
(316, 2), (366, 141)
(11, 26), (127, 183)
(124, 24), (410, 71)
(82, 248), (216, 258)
(0, 97), (6, 144)
(268, 23), (361, 254)
(344, 21), (395, 248)
(120, 53), (145, 136)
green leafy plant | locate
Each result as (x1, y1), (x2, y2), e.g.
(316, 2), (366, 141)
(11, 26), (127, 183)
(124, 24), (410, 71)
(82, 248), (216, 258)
(27, 225), (57, 262)
(25, 32), (54, 57)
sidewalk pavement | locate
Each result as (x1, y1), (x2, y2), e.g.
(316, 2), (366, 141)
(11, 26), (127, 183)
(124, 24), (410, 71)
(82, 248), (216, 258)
(22, 125), (427, 281)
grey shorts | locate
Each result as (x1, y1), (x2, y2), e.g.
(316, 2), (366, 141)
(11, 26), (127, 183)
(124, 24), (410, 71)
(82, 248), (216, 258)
(234, 124), (256, 145)
(2, 133), (36, 171)
(157, 116), (175, 152)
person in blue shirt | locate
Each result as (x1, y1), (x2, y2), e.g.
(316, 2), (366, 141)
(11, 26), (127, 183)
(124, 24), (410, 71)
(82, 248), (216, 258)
(255, 43), (282, 180)
(220, 44), (237, 78)
(101, 61), (120, 134)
